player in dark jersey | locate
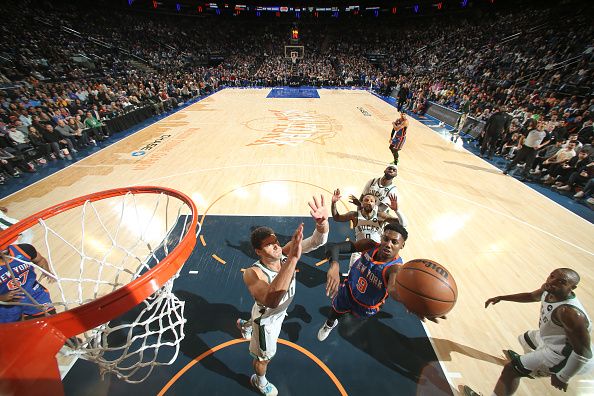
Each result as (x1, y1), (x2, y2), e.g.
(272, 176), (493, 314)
(318, 222), (442, 341)
(0, 244), (56, 323)
(389, 113), (409, 165)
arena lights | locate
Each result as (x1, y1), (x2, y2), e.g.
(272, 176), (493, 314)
(413, 4), (419, 13)
(128, 0), (133, 6)
(176, 3), (181, 12)
(461, 0), (468, 7)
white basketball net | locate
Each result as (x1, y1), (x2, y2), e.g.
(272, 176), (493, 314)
(0, 191), (198, 383)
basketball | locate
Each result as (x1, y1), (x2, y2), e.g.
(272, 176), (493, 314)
(395, 259), (458, 318)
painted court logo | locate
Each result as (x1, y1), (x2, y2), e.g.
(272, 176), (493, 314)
(358, 107), (371, 117)
(245, 110), (340, 146)
(131, 134), (171, 156)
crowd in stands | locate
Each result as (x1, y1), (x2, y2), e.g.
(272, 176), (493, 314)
(0, 0), (592, 206)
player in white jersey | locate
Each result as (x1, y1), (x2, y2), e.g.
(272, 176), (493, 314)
(330, 189), (402, 274)
(239, 196), (329, 396)
(0, 207), (33, 245)
(350, 164), (408, 228)
(463, 268), (592, 396)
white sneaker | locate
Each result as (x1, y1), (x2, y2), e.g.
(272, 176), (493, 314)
(236, 319), (252, 340)
(587, 198), (594, 205)
(573, 191), (584, 198)
(317, 319), (338, 341)
(250, 374), (278, 396)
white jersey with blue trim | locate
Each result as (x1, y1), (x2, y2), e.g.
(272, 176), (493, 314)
(250, 256), (296, 326)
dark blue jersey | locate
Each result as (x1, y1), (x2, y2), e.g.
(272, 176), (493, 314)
(0, 244), (38, 295)
(347, 247), (402, 310)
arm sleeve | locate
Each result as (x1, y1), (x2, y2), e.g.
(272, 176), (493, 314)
(556, 351), (591, 383)
(300, 227), (329, 254)
(324, 241), (356, 263)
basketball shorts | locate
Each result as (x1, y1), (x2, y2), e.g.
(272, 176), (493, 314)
(390, 137), (406, 151)
(0, 283), (53, 323)
(0, 306), (22, 323)
(249, 312), (285, 361)
(511, 330), (575, 378)
(21, 283), (54, 317)
(332, 282), (379, 318)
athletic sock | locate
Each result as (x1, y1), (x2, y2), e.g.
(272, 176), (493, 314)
(257, 375), (267, 387)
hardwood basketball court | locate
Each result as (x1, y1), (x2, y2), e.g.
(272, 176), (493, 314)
(1, 88), (593, 395)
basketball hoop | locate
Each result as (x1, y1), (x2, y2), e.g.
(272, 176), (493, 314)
(0, 186), (198, 396)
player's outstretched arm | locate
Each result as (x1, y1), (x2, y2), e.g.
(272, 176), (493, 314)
(331, 189), (357, 223)
(324, 238), (377, 298)
(484, 286), (543, 308)
(551, 306), (592, 391)
(378, 211), (401, 226)
(283, 195), (329, 255)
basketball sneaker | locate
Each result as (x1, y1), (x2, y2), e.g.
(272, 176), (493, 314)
(236, 318), (252, 340)
(250, 374), (278, 396)
(317, 319), (338, 341)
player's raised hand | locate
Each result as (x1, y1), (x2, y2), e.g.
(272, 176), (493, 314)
(388, 193), (398, 211)
(288, 223), (304, 261)
(331, 189), (341, 204)
(309, 195), (328, 225)
(485, 296), (502, 308)
(0, 290), (24, 302)
(348, 194), (362, 208)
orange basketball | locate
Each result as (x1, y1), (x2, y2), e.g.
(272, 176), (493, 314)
(395, 259), (458, 318)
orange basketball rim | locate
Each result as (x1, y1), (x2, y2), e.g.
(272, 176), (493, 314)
(0, 186), (198, 396)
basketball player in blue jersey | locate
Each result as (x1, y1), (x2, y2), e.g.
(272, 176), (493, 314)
(239, 196), (329, 396)
(463, 268), (592, 396)
(330, 188), (401, 274)
(389, 113), (409, 165)
(317, 222), (443, 341)
(0, 243), (56, 323)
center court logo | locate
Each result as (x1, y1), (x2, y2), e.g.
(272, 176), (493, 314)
(130, 134), (171, 157)
(245, 110), (341, 146)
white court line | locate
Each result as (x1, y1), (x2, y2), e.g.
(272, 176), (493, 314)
(136, 162), (594, 257)
(421, 321), (457, 392)
(188, 270), (199, 275)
